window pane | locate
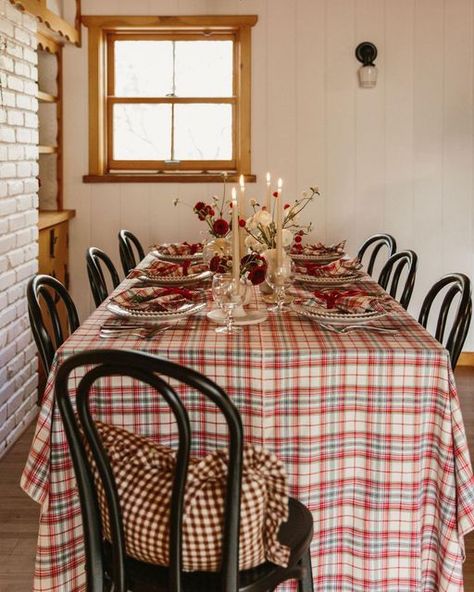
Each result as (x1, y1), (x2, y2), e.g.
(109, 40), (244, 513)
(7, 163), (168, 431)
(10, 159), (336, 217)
(174, 104), (232, 161)
(113, 104), (171, 160)
(175, 41), (233, 97)
(115, 41), (173, 97)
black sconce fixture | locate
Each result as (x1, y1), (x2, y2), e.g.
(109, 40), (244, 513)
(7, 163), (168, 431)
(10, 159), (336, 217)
(355, 42), (378, 88)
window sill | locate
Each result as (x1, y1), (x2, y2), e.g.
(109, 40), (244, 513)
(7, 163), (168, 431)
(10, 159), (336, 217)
(83, 173), (257, 184)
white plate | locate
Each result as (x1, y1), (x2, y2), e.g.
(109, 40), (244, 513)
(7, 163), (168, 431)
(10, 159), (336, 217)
(291, 303), (387, 326)
(136, 270), (212, 286)
(295, 272), (362, 287)
(107, 299), (207, 323)
(291, 252), (344, 264)
(153, 247), (204, 263)
(207, 309), (268, 326)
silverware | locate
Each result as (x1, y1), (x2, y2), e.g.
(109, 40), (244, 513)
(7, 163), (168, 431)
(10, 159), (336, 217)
(99, 325), (172, 339)
(317, 322), (398, 335)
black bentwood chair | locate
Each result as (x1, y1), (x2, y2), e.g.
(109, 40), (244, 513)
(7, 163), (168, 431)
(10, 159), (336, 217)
(86, 247), (121, 308)
(118, 230), (146, 276)
(56, 349), (314, 592)
(27, 274), (80, 379)
(418, 273), (472, 369)
(378, 250), (418, 310)
(357, 233), (397, 277)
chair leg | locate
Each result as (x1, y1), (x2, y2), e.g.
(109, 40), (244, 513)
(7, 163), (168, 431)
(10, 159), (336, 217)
(297, 549), (314, 592)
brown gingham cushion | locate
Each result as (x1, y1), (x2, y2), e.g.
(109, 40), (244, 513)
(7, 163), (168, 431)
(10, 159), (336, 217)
(90, 422), (291, 572)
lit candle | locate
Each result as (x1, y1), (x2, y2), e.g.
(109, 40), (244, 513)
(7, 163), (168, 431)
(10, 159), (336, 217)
(231, 188), (240, 285)
(265, 172), (271, 211)
(276, 178), (283, 267)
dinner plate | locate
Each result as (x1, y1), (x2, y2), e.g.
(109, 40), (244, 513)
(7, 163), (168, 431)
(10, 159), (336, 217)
(136, 270), (212, 286)
(294, 272), (362, 287)
(153, 246), (204, 263)
(107, 299), (207, 323)
(290, 252), (344, 264)
(291, 302), (387, 326)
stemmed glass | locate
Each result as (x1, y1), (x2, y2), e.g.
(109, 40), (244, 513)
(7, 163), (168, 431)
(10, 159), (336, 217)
(212, 274), (243, 334)
(266, 264), (293, 313)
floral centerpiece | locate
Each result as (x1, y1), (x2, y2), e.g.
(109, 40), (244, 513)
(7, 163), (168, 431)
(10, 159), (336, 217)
(209, 253), (268, 286)
(244, 186), (320, 253)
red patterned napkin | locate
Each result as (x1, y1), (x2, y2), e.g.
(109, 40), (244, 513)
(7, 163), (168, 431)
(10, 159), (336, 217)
(131, 259), (208, 279)
(155, 242), (203, 256)
(297, 288), (387, 314)
(295, 258), (361, 278)
(111, 286), (200, 312)
(291, 240), (346, 255)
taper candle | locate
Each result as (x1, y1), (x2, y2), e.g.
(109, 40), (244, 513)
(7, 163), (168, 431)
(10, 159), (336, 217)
(265, 172), (271, 211)
(231, 188), (240, 285)
(238, 174), (246, 259)
(276, 178), (283, 267)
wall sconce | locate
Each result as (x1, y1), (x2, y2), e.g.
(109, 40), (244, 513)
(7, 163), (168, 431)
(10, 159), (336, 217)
(355, 42), (378, 88)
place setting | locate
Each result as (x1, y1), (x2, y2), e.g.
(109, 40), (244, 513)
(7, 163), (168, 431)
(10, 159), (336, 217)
(291, 287), (399, 334)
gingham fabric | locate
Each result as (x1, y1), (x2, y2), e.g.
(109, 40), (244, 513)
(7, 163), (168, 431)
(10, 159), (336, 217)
(21, 259), (474, 591)
(89, 421), (290, 571)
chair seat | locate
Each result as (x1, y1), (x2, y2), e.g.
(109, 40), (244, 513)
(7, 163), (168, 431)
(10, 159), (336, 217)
(105, 497), (313, 592)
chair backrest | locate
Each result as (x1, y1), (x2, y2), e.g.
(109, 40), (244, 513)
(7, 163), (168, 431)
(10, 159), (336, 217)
(357, 233), (397, 276)
(27, 274), (80, 377)
(378, 250), (418, 310)
(55, 349), (243, 592)
(86, 247), (121, 308)
(118, 230), (145, 276)
(418, 273), (472, 369)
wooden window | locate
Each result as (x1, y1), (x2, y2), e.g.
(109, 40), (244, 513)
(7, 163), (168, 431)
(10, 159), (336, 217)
(82, 16), (258, 183)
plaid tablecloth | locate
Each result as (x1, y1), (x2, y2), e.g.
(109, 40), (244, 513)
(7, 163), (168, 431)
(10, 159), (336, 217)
(21, 269), (474, 591)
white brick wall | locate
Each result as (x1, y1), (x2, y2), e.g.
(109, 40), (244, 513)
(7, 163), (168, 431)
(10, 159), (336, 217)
(0, 0), (38, 457)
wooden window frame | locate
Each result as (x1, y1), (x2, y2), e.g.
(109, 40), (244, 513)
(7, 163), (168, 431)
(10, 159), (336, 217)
(82, 15), (258, 184)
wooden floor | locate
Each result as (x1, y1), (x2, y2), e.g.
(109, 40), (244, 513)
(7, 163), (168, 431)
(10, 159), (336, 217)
(1, 368), (474, 591)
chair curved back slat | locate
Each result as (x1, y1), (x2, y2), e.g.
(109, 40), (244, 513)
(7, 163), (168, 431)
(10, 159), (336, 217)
(418, 273), (472, 368)
(378, 250), (417, 310)
(86, 247), (121, 308)
(118, 230), (145, 276)
(357, 233), (397, 276)
(27, 274), (80, 381)
(55, 349), (244, 592)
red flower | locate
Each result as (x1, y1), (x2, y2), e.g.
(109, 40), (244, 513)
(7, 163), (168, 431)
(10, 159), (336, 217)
(239, 218), (246, 228)
(209, 255), (222, 272)
(284, 203), (291, 209)
(212, 218), (229, 237)
(248, 266), (267, 285)
(294, 235), (302, 243)
(205, 205), (215, 216)
(272, 191), (279, 198)
(194, 201), (208, 221)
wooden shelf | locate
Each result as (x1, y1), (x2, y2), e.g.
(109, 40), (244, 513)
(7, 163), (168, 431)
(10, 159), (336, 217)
(39, 145), (58, 154)
(38, 90), (58, 103)
(38, 209), (76, 231)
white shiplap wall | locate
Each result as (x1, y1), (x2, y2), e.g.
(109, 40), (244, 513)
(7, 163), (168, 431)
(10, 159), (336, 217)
(63, 0), (474, 348)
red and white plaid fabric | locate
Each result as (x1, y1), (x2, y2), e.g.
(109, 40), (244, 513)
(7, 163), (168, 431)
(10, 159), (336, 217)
(21, 259), (474, 591)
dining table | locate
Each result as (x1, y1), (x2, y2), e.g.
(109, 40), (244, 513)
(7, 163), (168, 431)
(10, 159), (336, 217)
(21, 253), (474, 592)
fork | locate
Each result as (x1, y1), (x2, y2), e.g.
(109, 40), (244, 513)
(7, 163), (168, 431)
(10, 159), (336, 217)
(317, 322), (398, 335)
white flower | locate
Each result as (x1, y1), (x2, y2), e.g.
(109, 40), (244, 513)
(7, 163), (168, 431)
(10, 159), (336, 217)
(246, 215), (257, 230)
(282, 229), (293, 247)
(254, 209), (272, 227)
(250, 198), (257, 207)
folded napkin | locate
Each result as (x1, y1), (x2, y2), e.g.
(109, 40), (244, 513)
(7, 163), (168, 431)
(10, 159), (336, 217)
(296, 258), (361, 278)
(297, 289), (386, 315)
(156, 242), (203, 256)
(111, 287), (199, 312)
(131, 259), (208, 279)
(291, 240), (346, 256)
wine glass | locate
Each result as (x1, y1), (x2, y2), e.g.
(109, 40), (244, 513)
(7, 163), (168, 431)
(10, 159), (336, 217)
(266, 261), (293, 313)
(211, 274), (243, 334)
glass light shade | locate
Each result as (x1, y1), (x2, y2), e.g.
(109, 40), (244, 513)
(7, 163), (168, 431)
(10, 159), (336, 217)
(358, 65), (377, 88)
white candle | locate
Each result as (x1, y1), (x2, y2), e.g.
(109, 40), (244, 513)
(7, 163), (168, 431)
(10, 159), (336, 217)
(265, 172), (271, 211)
(238, 174), (246, 258)
(231, 188), (240, 285)
(276, 178), (283, 267)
